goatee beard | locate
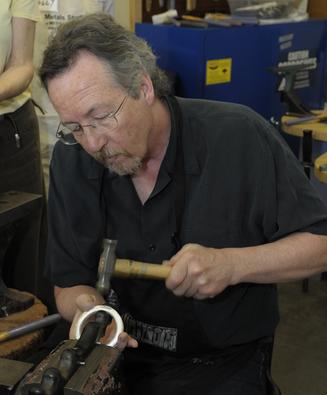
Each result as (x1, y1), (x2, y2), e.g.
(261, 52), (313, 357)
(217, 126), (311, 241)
(107, 156), (142, 176)
(94, 150), (142, 176)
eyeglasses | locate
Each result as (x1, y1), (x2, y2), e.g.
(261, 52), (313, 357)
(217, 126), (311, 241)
(56, 94), (128, 145)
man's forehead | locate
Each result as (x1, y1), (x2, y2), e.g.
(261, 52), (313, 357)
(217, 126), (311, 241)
(48, 59), (116, 102)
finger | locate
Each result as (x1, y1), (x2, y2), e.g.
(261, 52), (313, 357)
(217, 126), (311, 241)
(165, 244), (188, 267)
(165, 255), (189, 290)
(165, 266), (187, 292)
(173, 272), (207, 297)
(162, 259), (173, 267)
(100, 322), (137, 350)
(169, 263), (203, 297)
(172, 282), (191, 297)
(113, 332), (138, 351)
(194, 293), (207, 300)
(168, 243), (195, 263)
(100, 321), (121, 345)
(184, 282), (199, 298)
(118, 332), (138, 349)
(101, 320), (117, 342)
(170, 272), (194, 296)
(75, 294), (97, 312)
(196, 294), (216, 300)
(69, 294), (97, 339)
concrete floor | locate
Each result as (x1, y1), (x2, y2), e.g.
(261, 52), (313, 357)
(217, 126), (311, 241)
(272, 278), (327, 395)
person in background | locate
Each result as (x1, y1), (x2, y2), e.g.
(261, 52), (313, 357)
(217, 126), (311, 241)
(40, 13), (327, 395)
(32, 0), (115, 195)
(0, 1), (46, 304)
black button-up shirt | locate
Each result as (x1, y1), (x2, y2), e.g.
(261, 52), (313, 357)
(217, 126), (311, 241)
(104, 97), (209, 357)
(46, 96), (327, 358)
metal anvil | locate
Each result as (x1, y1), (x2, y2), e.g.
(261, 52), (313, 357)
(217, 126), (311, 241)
(0, 306), (125, 395)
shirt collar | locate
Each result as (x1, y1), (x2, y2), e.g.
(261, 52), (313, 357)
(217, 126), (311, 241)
(165, 95), (201, 176)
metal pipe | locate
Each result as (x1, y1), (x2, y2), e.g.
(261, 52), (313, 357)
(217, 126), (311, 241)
(0, 313), (61, 343)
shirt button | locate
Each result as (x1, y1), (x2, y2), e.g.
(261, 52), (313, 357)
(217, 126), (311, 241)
(148, 244), (156, 252)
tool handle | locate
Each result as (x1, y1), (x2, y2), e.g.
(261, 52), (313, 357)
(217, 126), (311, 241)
(285, 112), (327, 126)
(114, 259), (171, 279)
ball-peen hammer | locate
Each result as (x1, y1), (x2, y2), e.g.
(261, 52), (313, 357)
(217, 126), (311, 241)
(96, 239), (171, 295)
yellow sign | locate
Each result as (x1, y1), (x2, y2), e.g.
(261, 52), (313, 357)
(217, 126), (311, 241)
(206, 58), (232, 85)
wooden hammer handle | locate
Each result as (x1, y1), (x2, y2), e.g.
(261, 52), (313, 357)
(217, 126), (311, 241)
(114, 259), (171, 279)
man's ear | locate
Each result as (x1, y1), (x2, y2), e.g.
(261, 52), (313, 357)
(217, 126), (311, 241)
(140, 73), (155, 104)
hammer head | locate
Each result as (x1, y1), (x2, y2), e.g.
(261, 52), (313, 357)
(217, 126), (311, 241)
(96, 239), (117, 296)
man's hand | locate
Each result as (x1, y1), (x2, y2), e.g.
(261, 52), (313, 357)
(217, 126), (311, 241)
(165, 244), (235, 300)
(69, 294), (138, 351)
(101, 322), (138, 350)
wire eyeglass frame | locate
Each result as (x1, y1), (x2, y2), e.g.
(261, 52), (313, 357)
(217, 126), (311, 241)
(55, 94), (128, 145)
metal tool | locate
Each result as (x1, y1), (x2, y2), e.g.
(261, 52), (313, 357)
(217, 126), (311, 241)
(96, 239), (117, 295)
(97, 239), (171, 298)
(0, 314), (61, 343)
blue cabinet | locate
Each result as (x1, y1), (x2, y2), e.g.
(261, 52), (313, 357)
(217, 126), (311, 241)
(136, 21), (327, 121)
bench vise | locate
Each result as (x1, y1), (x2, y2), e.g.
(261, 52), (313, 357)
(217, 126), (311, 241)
(0, 306), (125, 395)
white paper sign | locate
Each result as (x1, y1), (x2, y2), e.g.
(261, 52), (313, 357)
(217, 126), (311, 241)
(38, 0), (59, 13)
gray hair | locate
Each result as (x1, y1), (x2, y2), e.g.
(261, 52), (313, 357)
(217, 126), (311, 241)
(39, 13), (171, 98)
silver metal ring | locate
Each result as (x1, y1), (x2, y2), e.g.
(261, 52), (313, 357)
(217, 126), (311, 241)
(72, 305), (124, 348)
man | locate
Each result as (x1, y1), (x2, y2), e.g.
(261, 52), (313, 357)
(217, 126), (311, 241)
(40, 13), (327, 395)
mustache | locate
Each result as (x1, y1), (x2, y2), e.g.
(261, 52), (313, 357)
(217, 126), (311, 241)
(95, 147), (127, 161)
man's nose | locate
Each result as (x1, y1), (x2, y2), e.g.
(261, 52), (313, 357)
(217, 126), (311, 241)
(82, 127), (107, 152)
